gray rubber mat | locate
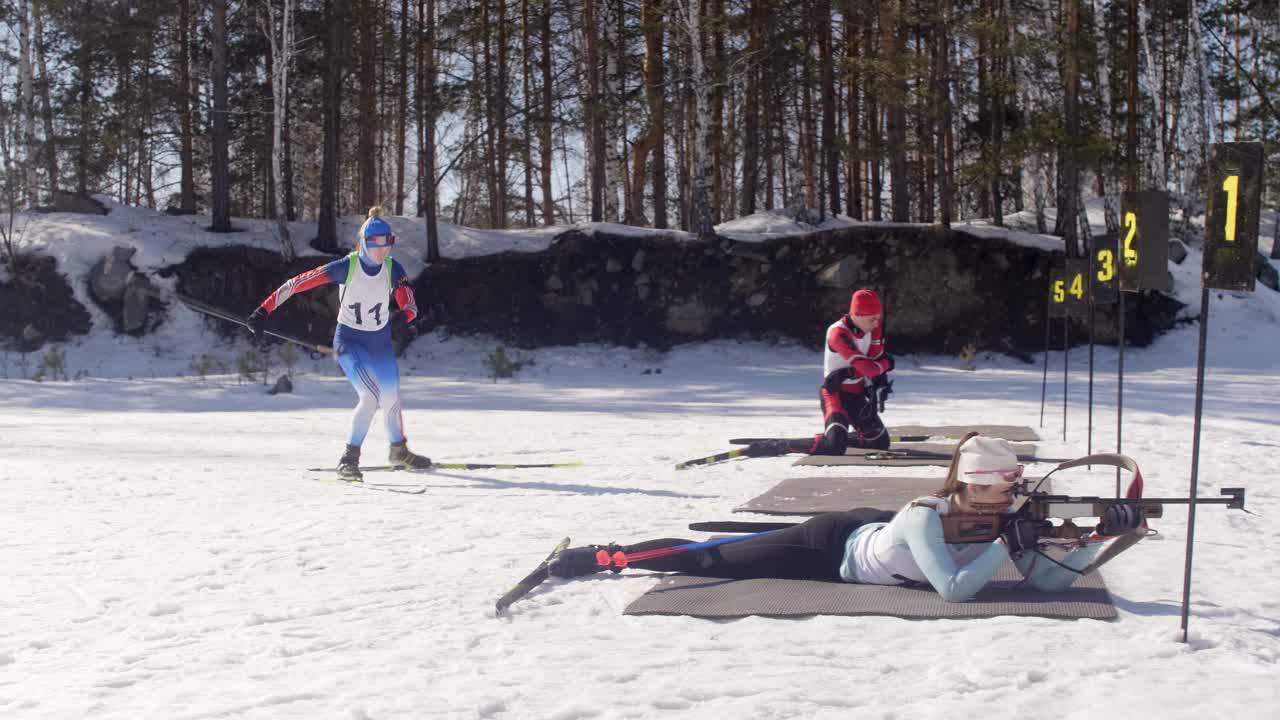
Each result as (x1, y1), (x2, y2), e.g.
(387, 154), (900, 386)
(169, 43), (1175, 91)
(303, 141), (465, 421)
(794, 454), (952, 467)
(857, 441), (1040, 456)
(623, 562), (1114, 620)
(794, 442), (1058, 468)
(734, 476), (944, 515)
(892, 425), (1040, 442)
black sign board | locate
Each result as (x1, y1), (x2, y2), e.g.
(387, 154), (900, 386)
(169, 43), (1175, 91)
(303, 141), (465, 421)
(1204, 142), (1264, 292)
(1090, 232), (1119, 305)
(1048, 268), (1068, 318)
(1119, 191), (1171, 292)
(1062, 259), (1089, 318)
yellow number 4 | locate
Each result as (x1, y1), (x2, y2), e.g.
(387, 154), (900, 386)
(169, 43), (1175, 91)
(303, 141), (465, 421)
(1096, 249), (1115, 282)
(1222, 174), (1239, 242)
(1123, 211), (1139, 266)
(1070, 273), (1084, 300)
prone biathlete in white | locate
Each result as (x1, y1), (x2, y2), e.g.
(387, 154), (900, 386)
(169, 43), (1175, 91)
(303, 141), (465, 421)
(246, 206), (431, 480)
(547, 435), (1144, 602)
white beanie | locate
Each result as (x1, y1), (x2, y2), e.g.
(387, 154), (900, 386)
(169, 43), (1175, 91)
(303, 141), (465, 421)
(955, 436), (1021, 485)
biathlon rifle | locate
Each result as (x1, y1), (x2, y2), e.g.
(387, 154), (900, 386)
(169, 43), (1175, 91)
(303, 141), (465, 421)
(939, 454), (1246, 552)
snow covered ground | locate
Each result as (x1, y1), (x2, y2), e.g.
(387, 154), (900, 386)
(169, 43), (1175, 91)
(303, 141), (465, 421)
(3, 205), (1280, 718)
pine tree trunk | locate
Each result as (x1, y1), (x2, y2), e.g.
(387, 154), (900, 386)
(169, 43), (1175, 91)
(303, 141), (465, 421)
(210, 0), (232, 231)
(741, 0), (761, 216)
(990, 0), (1005, 226)
(882, 0), (908, 221)
(650, 0), (668, 228)
(710, 0), (724, 223)
(267, 0), (296, 262)
(317, 0), (345, 252)
(919, 33), (934, 223)
(423, 0), (440, 259)
(935, 0), (952, 227)
(801, 54), (816, 210)
(844, 7), (861, 220)
(682, 0), (714, 239)
(1056, 0), (1082, 257)
(819, 0), (839, 215)
(33, 2), (58, 197)
(762, 32), (775, 211)
(496, 0), (509, 226)
(357, 0), (377, 209)
(18, 0), (36, 205)
(521, 0), (536, 227)
(395, 0), (409, 214)
(865, 10), (881, 221)
(539, 0), (555, 225)
(1126, 0), (1138, 191)
(584, 0), (604, 222)
(603, 3), (622, 223)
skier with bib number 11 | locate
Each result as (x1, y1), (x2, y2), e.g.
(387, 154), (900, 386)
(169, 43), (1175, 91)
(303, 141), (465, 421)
(245, 206), (432, 480)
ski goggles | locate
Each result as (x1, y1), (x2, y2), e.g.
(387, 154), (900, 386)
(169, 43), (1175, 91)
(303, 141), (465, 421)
(363, 234), (397, 248)
(963, 465), (1024, 484)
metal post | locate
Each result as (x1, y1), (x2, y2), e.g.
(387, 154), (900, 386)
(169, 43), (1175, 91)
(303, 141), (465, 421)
(1116, 291), (1126, 497)
(1088, 297), (1096, 459)
(1040, 292), (1051, 427)
(1181, 289), (1211, 644)
(1062, 317), (1069, 442)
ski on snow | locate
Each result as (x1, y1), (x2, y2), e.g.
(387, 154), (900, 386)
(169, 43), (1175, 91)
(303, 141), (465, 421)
(494, 536), (572, 614)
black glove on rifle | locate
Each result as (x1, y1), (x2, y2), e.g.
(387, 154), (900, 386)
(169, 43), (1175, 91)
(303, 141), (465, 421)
(870, 375), (894, 414)
(246, 307), (268, 340)
(999, 516), (1041, 554)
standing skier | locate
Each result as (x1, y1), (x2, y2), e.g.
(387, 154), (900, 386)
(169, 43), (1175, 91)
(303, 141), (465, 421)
(246, 206), (431, 480)
(809, 288), (894, 454)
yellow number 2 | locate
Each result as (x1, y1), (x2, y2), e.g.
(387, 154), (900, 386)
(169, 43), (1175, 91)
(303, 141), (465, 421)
(1097, 249), (1115, 282)
(1222, 174), (1239, 242)
(1053, 280), (1065, 303)
(1070, 274), (1084, 300)
(1123, 211), (1138, 266)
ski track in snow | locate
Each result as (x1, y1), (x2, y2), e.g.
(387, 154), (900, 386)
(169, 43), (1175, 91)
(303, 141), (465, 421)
(4, 331), (1280, 719)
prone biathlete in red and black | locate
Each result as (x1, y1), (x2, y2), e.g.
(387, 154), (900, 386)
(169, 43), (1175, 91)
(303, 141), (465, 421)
(245, 206), (431, 480)
(810, 288), (894, 454)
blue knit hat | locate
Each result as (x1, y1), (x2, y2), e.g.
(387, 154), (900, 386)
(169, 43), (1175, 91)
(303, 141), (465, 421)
(361, 214), (393, 240)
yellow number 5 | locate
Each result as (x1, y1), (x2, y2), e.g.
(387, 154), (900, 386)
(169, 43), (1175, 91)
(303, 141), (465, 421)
(1123, 211), (1138, 266)
(1222, 174), (1239, 242)
(1053, 280), (1065, 303)
(1096, 249), (1115, 282)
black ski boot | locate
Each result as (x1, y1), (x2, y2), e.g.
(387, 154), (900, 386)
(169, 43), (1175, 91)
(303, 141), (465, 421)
(548, 546), (611, 578)
(337, 444), (363, 481)
(389, 441), (433, 470)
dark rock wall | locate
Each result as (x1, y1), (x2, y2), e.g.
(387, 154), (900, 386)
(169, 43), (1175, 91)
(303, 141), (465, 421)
(7, 226), (1190, 358)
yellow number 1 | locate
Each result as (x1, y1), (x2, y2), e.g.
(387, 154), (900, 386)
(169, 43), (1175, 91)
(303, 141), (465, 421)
(1123, 211), (1138, 266)
(1223, 174), (1239, 242)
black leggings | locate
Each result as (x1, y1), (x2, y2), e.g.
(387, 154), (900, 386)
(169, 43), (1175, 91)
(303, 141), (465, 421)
(619, 509), (895, 581)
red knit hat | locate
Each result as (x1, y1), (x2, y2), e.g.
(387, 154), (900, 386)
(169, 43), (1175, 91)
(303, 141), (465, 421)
(849, 289), (882, 317)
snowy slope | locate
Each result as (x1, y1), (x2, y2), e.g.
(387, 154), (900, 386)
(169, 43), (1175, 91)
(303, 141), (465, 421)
(2, 205), (1279, 719)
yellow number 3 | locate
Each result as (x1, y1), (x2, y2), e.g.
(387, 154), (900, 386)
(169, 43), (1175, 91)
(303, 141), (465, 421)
(1096, 249), (1115, 282)
(1123, 211), (1138, 266)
